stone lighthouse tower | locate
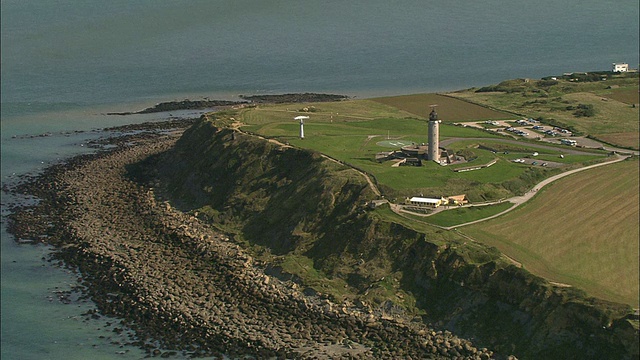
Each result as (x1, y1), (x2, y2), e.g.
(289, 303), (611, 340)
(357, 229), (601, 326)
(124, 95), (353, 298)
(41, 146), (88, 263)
(427, 106), (441, 162)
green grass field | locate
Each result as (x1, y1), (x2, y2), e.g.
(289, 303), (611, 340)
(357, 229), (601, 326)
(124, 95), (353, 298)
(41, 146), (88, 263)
(447, 75), (640, 149)
(423, 202), (514, 227)
(237, 99), (607, 200)
(603, 85), (640, 105)
(371, 93), (512, 122)
(463, 160), (640, 307)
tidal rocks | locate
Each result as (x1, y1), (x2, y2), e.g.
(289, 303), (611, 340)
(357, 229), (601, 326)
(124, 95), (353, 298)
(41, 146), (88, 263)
(107, 100), (246, 115)
(239, 93), (349, 104)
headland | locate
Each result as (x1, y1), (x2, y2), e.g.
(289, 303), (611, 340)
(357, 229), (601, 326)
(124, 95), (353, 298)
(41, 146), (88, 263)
(5, 82), (639, 359)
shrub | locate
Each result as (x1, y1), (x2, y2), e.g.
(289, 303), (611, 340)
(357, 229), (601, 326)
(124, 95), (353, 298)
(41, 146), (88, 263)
(537, 79), (559, 87)
(456, 149), (477, 161)
(573, 104), (595, 117)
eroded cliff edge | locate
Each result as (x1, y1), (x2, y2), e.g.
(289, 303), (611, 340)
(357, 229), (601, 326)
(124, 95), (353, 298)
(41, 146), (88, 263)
(136, 117), (638, 359)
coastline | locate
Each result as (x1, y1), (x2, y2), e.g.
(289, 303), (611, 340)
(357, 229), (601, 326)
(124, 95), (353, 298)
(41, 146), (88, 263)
(5, 121), (492, 359)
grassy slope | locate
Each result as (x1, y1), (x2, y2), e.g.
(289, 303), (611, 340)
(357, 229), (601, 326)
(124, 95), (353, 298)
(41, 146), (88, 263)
(423, 202), (514, 227)
(605, 86), (640, 104)
(447, 75), (639, 149)
(463, 160), (639, 307)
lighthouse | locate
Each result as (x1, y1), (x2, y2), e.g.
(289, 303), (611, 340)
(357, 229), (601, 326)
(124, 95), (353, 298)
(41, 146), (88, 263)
(427, 106), (441, 162)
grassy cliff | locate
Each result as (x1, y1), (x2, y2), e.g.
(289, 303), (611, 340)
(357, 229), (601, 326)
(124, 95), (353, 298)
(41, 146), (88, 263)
(131, 117), (638, 359)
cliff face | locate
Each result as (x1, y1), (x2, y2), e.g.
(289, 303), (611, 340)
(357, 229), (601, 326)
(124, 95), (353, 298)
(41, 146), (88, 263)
(141, 118), (638, 359)
(137, 119), (374, 256)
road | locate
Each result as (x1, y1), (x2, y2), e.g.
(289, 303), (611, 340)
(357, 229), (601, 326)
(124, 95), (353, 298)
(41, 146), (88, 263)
(439, 137), (605, 155)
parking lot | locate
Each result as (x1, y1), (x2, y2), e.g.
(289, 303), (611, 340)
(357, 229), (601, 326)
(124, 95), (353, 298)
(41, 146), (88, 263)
(461, 119), (578, 143)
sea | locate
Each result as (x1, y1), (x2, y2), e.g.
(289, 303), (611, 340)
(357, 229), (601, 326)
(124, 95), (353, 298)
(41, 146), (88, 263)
(1, 1), (638, 359)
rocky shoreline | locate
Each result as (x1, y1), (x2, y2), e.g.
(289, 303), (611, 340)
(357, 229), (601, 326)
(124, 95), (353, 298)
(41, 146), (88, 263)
(5, 123), (497, 359)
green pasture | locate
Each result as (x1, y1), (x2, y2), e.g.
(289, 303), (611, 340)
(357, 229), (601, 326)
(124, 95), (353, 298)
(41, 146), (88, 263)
(371, 93), (512, 122)
(238, 102), (606, 198)
(411, 202), (514, 228)
(284, 134), (530, 191)
(447, 75), (639, 149)
(243, 109), (503, 141)
(242, 99), (417, 125)
(604, 86), (640, 104)
(463, 160), (640, 307)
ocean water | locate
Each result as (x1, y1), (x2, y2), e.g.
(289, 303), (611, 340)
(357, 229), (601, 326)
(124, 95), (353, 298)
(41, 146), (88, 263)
(1, 0), (638, 358)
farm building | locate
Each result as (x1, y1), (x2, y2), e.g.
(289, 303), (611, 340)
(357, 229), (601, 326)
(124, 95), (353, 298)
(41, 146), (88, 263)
(612, 63), (629, 72)
(407, 196), (446, 208)
(446, 194), (469, 205)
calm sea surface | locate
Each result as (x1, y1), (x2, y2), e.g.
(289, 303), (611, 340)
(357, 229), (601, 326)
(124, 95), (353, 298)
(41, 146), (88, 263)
(1, 0), (638, 358)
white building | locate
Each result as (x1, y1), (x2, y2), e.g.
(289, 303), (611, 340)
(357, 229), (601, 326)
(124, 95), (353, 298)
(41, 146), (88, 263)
(612, 63), (629, 73)
(408, 196), (445, 208)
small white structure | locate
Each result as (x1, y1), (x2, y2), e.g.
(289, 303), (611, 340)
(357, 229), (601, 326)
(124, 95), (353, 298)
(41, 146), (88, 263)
(295, 116), (309, 139)
(612, 63), (629, 73)
(408, 196), (445, 208)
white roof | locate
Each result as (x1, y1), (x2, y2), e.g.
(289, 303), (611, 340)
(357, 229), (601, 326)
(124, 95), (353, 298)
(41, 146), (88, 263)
(294, 116), (309, 120)
(409, 197), (441, 204)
